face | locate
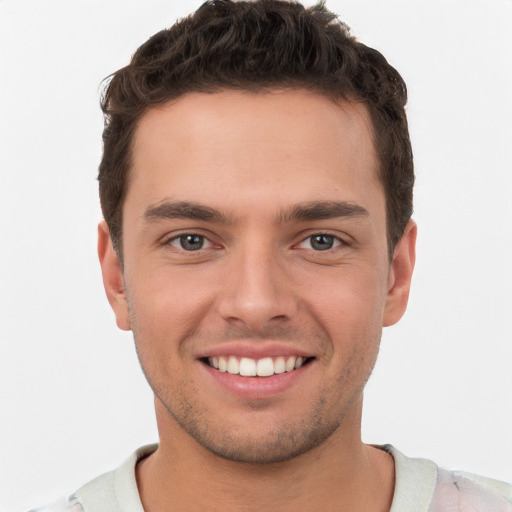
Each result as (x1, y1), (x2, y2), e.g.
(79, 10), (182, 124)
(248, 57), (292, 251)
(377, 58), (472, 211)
(99, 90), (415, 463)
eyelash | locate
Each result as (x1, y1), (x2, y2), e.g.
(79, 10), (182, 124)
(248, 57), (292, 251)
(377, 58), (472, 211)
(163, 232), (346, 252)
(296, 233), (345, 251)
(166, 233), (215, 252)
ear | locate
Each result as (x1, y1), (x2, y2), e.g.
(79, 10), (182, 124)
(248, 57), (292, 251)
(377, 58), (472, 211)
(383, 220), (417, 327)
(97, 221), (131, 331)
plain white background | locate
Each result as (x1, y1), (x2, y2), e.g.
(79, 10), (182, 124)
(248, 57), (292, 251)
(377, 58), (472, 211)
(1, 1), (511, 510)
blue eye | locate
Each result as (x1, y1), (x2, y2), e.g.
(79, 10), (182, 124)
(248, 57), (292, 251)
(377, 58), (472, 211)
(310, 235), (336, 250)
(170, 234), (207, 251)
(297, 234), (343, 251)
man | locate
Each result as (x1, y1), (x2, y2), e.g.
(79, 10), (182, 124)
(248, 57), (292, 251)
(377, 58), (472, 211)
(31, 1), (511, 511)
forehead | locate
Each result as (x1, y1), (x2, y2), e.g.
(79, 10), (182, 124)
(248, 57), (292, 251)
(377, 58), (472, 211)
(127, 89), (382, 220)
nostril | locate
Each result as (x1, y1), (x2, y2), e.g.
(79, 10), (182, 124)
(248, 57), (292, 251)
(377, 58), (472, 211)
(270, 314), (288, 321)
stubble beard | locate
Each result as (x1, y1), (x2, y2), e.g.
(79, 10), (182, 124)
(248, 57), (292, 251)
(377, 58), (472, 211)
(135, 341), (376, 465)
(156, 385), (347, 464)
(128, 301), (380, 465)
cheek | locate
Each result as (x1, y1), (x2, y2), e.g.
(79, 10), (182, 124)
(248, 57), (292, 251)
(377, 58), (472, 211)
(125, 267), (215, 353)
(300, 265), (387, 363)
(131, 259), (215, 309)
(305, 266), (387, 325)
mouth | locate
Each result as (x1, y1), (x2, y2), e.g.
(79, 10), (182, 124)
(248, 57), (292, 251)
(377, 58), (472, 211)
(202, 355), (315, 377)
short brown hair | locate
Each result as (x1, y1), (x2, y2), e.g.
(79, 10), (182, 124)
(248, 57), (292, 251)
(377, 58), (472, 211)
(99, 0), (414, 259)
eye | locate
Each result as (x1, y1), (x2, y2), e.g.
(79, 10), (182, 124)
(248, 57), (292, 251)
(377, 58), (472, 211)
(298, 234), (343, 251)
(168, 234), (212, 251)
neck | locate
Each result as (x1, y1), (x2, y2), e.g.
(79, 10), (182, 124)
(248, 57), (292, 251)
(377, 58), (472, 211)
(136, 399), (395, 512)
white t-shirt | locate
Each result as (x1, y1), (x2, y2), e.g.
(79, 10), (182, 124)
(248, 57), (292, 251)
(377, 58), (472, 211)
(30, 444), (512, 512)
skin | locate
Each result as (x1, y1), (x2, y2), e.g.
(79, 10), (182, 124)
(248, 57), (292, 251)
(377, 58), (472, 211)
(98, 89), (416, 511)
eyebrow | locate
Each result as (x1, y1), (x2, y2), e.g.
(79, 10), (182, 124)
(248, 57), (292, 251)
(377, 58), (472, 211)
(143, 201), (232, 224)
(143, 200), (368, 225)
(279, 201), (369, 223)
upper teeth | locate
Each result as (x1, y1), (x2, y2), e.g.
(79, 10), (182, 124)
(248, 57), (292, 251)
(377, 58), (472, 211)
(208, 356), (306, 377)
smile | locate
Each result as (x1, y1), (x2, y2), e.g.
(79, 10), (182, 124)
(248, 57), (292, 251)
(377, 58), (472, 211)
(206, 355), (311, 377)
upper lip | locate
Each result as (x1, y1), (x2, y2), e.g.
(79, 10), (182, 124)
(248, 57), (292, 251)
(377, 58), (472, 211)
(196, 342), (315, 360)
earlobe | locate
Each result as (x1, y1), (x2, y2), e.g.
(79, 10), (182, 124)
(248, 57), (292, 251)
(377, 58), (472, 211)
(97, 221), (131, 331)
(383, 220), (417, 327)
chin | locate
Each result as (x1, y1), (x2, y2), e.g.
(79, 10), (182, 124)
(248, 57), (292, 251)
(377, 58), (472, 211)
(167, 402), (346, 465)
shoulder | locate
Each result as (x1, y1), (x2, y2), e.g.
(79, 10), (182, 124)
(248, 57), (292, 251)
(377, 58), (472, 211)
(27, 445), (157, 512)
(382, 444), (512, 512)
(27, 497), (83, 512)
(430, 468), (512, 512)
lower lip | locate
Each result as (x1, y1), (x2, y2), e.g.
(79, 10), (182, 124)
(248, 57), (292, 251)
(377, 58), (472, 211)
(201, 361), (311, 399)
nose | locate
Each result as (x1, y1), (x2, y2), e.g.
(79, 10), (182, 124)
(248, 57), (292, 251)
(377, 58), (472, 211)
(217, 242), (297, 333)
